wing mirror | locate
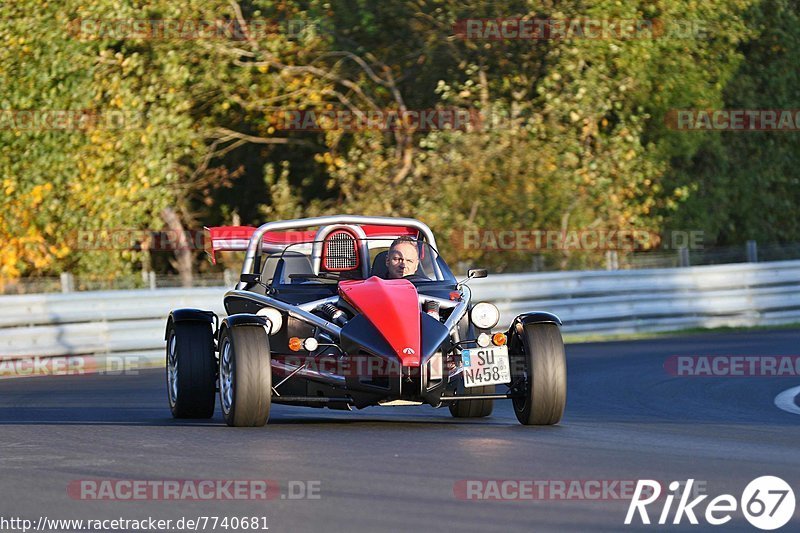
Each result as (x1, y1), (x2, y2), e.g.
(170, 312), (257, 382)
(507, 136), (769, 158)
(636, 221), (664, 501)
(467, 268), (488, 279)
(458, 268), (488, 288)
(240, 273), (261, 284)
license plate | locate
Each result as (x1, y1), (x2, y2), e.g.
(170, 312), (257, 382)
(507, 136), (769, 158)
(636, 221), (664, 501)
(461, 346), (511, 388)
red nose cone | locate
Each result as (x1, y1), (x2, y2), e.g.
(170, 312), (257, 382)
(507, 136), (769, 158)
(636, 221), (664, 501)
(338, 277), (421, 366)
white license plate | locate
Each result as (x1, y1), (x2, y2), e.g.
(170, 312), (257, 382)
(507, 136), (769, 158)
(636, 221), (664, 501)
(462, 346), (511, 388)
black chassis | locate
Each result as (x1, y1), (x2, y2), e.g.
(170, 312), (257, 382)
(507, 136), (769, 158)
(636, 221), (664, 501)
(165, 284), (561, 411)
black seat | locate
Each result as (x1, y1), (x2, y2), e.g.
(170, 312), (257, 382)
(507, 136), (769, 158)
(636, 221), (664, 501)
(273, 252), (314, 284)
(371, 251), (390, 278)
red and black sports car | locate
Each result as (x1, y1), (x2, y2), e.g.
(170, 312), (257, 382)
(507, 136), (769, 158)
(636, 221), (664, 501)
(165, 216), (566, 426)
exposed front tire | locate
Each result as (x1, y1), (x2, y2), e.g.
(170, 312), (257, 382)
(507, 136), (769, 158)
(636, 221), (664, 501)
(449, 384), (494, 418)
(219, 326), (272, 427)
(511, 323), (566, 425)
(166, 321), (216, 419)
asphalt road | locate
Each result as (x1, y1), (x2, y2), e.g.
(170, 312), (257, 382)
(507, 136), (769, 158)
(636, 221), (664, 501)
(1, 329), (799, 532)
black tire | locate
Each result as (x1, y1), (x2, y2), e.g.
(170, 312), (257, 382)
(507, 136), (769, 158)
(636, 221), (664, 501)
(219, 326), (272, 427)
(449, 384), (494, 418)
(511, 323), (566, 425)
(166, 321), (216, 419)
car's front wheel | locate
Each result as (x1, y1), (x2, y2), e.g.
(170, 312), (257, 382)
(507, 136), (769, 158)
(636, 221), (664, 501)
(511, 323), (566, 425)
(166, 321), (216, 419)
(219, 326), (272, 427)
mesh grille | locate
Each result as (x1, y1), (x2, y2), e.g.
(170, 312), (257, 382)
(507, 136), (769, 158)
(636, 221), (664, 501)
(324, 231), (357, 270)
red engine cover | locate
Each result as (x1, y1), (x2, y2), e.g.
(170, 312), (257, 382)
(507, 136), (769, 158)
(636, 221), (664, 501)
(338, 277), (421, 366)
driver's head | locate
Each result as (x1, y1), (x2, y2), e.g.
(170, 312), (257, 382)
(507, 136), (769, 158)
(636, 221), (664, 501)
(386, 237), (420, 279)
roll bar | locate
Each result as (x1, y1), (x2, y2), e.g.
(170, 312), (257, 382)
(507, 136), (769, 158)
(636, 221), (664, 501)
(238, 216), (439, 289)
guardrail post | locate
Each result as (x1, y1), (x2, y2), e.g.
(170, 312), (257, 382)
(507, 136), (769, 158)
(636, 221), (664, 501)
(678, 247), (690, 267)
(60, 272), (74, 293)
(224, 269), (235, 287)
(605, 250), (619, 270)
(746, 240), (758, 263)
(148, 271), (157, 290)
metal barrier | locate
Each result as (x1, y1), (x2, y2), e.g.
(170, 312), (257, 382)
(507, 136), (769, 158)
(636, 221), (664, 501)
(1, 260), (799, 363)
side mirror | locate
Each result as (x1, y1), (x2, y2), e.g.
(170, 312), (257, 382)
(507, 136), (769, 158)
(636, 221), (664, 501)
(458, 268), (488, 288)
(240, 273), (261, 285)
(467, 268), (488, 279)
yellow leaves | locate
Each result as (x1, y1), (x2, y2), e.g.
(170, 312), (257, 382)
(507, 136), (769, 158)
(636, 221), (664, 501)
(48, 244), (69, 259)
(257, 65), (269, 74)
(0, 231), (51, 279)
(0, 246), (20, 279)
(221, 101), (230, 110)
(673, 186), (689, 199)
(29, 183), (52, 207)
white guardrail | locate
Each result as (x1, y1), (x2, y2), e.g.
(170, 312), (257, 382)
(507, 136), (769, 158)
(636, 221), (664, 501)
(1, 260), (799, 364)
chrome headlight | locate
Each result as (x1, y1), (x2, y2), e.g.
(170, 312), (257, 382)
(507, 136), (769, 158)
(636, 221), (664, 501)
(470, 302), (500, 329)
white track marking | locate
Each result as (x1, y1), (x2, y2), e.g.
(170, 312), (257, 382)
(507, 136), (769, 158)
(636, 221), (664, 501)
(774, 385), (800, 415)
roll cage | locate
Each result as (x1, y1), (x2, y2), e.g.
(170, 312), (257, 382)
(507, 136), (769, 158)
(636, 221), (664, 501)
(236, 215), (442, 289)
(229, 215), (445, 289)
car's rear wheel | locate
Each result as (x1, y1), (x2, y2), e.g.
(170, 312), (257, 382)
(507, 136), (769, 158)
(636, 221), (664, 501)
(219, 326), (272, 427)
(166, 321), (216, 418)
(511, 323), (566, 425)
(449, 384), (494, 418)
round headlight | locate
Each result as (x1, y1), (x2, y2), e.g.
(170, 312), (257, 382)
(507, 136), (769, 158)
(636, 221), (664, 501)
(256, 307), (283, 335)
(470, 302), (500, 330)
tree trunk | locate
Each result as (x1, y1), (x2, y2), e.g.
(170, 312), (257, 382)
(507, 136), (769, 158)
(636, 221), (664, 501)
(161, 207), (193, 288)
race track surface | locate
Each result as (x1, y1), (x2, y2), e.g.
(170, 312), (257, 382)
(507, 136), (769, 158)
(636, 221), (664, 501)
(1, 329), (798, 532)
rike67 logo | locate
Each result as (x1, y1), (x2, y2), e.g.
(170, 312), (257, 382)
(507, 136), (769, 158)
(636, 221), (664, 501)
(625, 477), (795, 530)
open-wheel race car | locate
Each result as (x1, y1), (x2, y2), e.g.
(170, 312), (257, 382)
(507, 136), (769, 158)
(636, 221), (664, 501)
(165, 216), (566, 426)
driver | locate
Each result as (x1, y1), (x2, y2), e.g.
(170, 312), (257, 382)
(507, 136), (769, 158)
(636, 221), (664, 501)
(385, 236), (426, 280)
